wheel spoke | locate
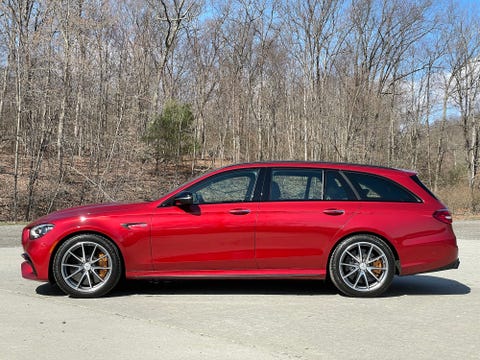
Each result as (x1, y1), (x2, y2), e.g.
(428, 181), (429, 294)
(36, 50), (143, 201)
(367, 269), (379, 280)
(367, 267), (386, 278)
(367, 254), (384, 264)
(67, 250), (82, 263)
(366, 245), (374, 262)
(342, 267), (359, 279)
(64, 267), (83, 280)
(90, 254), (108, 265)
(362, 272), (370, 289)
(81, 243), (86, 262)
(85, 271), (93, 289)
(370, 265), (387, 271)
(75, 272), (87, 289)
(92, 266), (112, 271)
(345, 250), (359, 262)
(353, 271), (362, 288)
(91, 269), (107, 283)
(62, 263), (82, 269)
(89, 244), (98, 262)
(340, 262), (357, 268)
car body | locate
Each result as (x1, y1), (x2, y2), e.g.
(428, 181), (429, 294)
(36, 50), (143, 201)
(21, 162), (459, 297)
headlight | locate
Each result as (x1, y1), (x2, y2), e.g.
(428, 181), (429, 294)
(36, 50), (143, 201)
(30, 224), (55, 239)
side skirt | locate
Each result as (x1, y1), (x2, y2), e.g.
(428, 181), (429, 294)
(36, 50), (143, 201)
(125, 269), (327, 280)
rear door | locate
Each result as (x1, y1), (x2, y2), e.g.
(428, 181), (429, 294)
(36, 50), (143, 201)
(255, 168), (360, 270)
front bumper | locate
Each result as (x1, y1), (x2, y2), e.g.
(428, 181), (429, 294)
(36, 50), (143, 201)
(21, 226), (53, 282)
(21, 253), (39, 281)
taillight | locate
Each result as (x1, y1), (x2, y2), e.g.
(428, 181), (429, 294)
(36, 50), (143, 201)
(433, 209), (453, 224)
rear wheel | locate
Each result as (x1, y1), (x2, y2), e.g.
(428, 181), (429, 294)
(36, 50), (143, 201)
(329, 234), (395, 297)
(53, 234), (121, 298)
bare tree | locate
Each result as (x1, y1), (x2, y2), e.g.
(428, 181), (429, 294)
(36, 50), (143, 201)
(0, 0), (479, 220)
(445, 8), (480, 209)
(3, 0), (36, 220)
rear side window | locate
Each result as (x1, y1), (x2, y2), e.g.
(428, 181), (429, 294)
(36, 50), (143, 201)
(344, 171), (420, 203)
(324, 171), (356, 201)
(269, 169), (324, 201)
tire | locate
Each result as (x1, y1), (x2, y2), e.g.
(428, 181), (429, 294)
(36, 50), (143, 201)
(53, 234), (122, 298)
(329, 234), (395, 297)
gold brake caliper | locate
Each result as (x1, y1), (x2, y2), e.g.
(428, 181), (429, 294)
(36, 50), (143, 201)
(97, 252), (108, 279)
(372, 259), (383, 277)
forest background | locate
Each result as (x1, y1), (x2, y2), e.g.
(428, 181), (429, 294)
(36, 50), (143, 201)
(1, 0), (480, 222)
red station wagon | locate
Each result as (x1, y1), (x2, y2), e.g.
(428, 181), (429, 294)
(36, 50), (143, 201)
(21, 162), (459, 297)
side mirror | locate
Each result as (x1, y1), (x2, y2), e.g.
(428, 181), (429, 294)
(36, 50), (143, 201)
(173, 192), (194, 206)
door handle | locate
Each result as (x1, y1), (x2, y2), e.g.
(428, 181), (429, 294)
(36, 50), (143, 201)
(229, 209), (251, 215)
(121, 222), (148, 229)
(323, 209), (345, 216)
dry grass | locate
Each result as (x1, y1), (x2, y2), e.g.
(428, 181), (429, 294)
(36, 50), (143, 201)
(436, 183), (480, 217)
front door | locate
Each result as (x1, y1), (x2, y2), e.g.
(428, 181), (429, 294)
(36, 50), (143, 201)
(151, 168), (260, 271)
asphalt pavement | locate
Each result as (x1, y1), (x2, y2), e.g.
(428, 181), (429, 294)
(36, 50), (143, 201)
(0, 222), (478, 359)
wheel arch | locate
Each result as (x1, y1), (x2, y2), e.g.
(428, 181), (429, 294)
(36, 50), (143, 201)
(48, 231), (126, 284)
(326, 231), (401, 280)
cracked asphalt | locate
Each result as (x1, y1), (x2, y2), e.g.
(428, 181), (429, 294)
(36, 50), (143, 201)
(0, 222), (478, 359)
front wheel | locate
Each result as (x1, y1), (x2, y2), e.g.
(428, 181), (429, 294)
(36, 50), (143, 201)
(329, 234), (395, 297)
(53, 234), (122, 298)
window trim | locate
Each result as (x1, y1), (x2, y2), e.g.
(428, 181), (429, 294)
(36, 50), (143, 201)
(163, 166), (423, 206)
(264, 168), (421, 203)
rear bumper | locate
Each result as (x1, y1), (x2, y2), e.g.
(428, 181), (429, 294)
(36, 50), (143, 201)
(401, 255), (460, 276)
(398, 227), (459, 276)
(431, 258), (460, 272)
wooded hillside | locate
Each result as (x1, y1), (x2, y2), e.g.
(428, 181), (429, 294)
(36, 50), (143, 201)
(1, 0), (479, 221)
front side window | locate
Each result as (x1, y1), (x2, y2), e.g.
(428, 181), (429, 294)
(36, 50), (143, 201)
(344, 171), (420, 202)
(187, 169), (259, 204)
(269, 169), (323, 201)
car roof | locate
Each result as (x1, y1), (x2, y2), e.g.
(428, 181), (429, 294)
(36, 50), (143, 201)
(220, 161), (417, 177)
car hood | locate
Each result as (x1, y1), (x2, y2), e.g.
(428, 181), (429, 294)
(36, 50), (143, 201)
(28, 202), (152, 226)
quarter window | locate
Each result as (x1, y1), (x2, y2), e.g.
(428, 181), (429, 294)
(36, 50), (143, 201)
(344, 171), (420, 202)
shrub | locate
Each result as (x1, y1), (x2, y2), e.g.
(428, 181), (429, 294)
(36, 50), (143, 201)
(143, 100), (194, 173)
